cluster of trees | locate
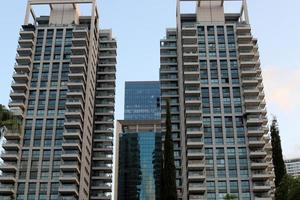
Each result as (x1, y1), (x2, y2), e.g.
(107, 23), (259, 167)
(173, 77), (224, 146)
(270, 118), (300, 200)
(0, 104), (20, 132)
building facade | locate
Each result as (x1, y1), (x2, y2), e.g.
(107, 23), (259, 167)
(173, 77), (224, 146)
(116, 120), (161, 200)
(285, 158), (300, 177)
(160, 0), (274, 199)
(116, 81), (161, 200)
(124, 81), (160, 120)
(0, 0), (116, 199)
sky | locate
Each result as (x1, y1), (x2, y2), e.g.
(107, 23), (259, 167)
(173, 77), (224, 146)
(0, 0), (299, 159)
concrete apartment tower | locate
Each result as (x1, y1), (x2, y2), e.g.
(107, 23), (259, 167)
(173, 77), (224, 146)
(285, 158), (300, 177)
(0, 0), (116, 199)
(160, 0), (274, 199)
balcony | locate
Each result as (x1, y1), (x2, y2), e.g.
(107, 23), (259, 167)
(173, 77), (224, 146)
(187, 149), (205, 159)
(241, 69), (257, 77)
(248, 139), (265, 148)
(0, 174), (16, 183)
(69, 63), (86, 73)
(182, 34), (197, 44)
(1, 153), (19, 161)
(70, 54), (87, 65)
(240, 60), (257, 67)
(12, 72), (29, 82)
(251, 161), (269, 170)
(60, 162), (80, 174)
(8, 100), (25, 110)
(243, 87), (260, 95)
(59, 173), (80, 185)
(65, 110), (83, 121)
(2, 142), (20, 151)
(244, 97), (260, 106)
(14, 65), (30, 73)
(188, 183), (206, 193)
(250, 151), (267, 158)
(0, 184), (15, 195)
(0, 164), (17, 172)
(64, 120), (83, 131)
(72, 37), (88, 47)
(68, 72), (86, 82)
(73, 27), (89, 38)
(59, 185), (79, 196)
(18, 38), (34, 48)
(238, 43), (253, 51)
(246, 118), (264, 126)
(239, 51), (255, 59)
(61, 152), (81, 162)
(16, 47), (32, 56)
(187, 160), (205, 169)
(66, 99), (84, 110)
(245, 107), (263, 114)
(15, 55), (31, 65)
(62, 141), (82, 151)
(92, 165), (113, 172)
(187, 138), (204, 148)
(10, 90), (26, 100)
(11, 81), (28, 91)
(252, 172), (270, 180)
(64, 131), (82, 141)
(236, 25), (251, 34)
(253, 198), (272, 200)
(237, 34), (252, 43)
(71, 46), (88, 55)
(252, 184), (271, 192)
(19, 29), (35, 39)
(183, 61), (199, 66)
(188, 172), (205, 181)
(186, 130), (203, 137)
(183, 51), (198, 58)
(67, 81), (85, 90)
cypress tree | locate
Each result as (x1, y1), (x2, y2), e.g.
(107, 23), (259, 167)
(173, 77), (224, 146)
(270, 117), (286, 188)
(162, 99), (177, 199)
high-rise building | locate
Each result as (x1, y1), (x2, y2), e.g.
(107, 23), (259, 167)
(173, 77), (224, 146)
(116, 120), (161, 200)
(115, 81), (161, 200)
(124, 81), (160, 120)
(0, 0), (116, 199)
(285, 158), (300, 177)
(160, 0), (274, 199)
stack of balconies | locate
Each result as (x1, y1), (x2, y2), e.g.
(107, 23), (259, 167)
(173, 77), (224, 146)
(90, 30), (116, 200)
(0, 127), (21, 199)
(60, 26), (90, 198)
(237, 24), (271, 199)
(181, 24), (205, 200)
(9, 26), (35, 120)
(160, 29), (184, 198)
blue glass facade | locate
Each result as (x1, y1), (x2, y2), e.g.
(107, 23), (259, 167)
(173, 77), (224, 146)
(118, 132), (161, 200)
(124, 81), (160, 120)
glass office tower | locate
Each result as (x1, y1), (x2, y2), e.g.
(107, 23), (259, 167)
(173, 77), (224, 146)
(160, 0), (275, 199)
(116, 81), (162, 200)
(116, 121), (161, 200)
(124, 81), (160, 120)
(0, 1), (117, 199)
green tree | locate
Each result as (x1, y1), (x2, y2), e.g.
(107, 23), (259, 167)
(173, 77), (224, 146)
(270, 117), (286, 188)
(0, 104), (20, 133)
(276, 175), (300, 200)
(161, 99), (177, 200)
(223, 194), (237, 200)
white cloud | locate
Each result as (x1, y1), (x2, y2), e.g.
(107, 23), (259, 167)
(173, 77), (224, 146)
(262, 66), (300, 112)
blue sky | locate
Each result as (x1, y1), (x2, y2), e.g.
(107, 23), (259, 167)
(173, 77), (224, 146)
(0, 0), (299, 159)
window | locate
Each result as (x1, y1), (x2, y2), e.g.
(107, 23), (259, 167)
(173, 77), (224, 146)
(218, 181), (227, 192)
